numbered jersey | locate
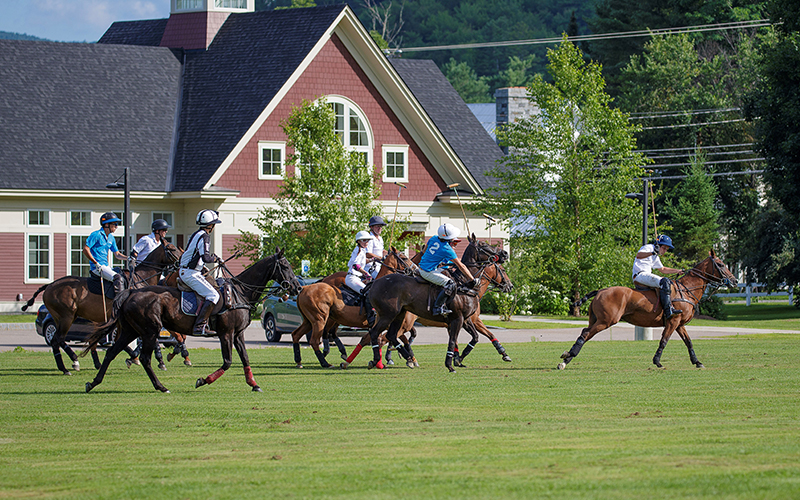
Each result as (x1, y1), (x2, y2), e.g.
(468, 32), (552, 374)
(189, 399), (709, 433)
(419, 235), (457, 272)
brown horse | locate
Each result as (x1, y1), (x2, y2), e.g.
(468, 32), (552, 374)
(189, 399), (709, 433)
(557, 250), (737, 370)
(343, 236), (513, 367)
(289, 248), (417, 368)
(83, 249), (301, 393)
(21, 241), (182, 374)
(366, 239), (513, 372)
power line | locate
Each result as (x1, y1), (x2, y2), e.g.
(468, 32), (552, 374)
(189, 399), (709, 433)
(645, 170), (764, 181)
(640, 118), (747, 130)
(396, 19), (772, 53)
(646, 150), (756, 160)
(629, 107), (741, 119)
(634, 143), (755, 153)
(647, 157), (765, 168)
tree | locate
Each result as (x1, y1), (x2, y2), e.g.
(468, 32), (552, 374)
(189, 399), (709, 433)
(235, 98), (382, 276)
(499, 54), (536, 88)
(362, 0), (405, 49)
(443, 58), (491, 103)
(474, 38), (646, 315)
(661, 156), (721, 261)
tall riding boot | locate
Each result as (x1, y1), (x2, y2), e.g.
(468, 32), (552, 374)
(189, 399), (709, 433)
(360, 290), (376, 327)
(432, 288), (452, 317)
(659, 279), (679, 319)
(193, 299), (217, 336)
(112, 274), (126, 312)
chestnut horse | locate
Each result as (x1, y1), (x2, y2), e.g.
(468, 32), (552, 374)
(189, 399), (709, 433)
(289, 248), (416, 368)
(21, 242), (182, 374)
(367, 239), (513, 372)
(558, 250), (737, 370)
(343, 235), (513, 367)
(83, 249), (301, 393)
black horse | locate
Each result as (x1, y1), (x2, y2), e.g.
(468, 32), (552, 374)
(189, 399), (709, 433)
(83, 249), (301, 393)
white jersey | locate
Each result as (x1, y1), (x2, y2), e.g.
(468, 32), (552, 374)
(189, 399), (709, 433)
(347, 246), (368, 276)
(632, 244), (664, 278)
(133, 233), (160, 262)
(365, 232), (384, 256)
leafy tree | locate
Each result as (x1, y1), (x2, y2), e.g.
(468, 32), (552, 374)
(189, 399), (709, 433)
(474, 38), (646, 315)
(499, 54), (536, 87)
(443, 58), (491, 103)
(661, 156), (721, 261)
(235, 98), (382, 275)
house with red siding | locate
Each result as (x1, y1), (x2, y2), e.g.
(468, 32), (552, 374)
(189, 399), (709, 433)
(0, 1), (505, 311)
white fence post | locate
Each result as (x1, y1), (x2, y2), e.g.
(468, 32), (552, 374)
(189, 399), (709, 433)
(715, 283), (794, 306)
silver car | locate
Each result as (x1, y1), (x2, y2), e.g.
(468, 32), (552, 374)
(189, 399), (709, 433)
(260, 277), (320, 342)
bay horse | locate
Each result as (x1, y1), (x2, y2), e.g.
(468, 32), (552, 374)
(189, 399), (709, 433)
(343, 235), (513, 367)
(289, 248), (417, 368)
(366, 239), (513, 372)
(83, 249), (301, 393)
(21, 241), (182, 374)
(557, 250), (737, 370)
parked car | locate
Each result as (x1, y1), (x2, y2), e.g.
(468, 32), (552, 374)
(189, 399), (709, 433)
(260, 277), (367, 342)
(35, 304), (178, 347)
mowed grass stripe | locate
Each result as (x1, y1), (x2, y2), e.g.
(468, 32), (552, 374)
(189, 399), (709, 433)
(0, 336), (798, 499)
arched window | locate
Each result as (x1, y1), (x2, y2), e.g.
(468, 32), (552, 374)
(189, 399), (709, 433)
(326, 96), (373, 166)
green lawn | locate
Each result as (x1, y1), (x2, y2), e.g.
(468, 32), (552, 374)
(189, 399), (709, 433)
(0, 314), (37, 323)
(1, 337), (799, 499)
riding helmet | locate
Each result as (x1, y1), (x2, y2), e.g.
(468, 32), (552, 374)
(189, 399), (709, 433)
(656, 234), (674, 249)
(368, 215), (387, 227)
(100, 212), (122, 226)
(196, 209), (222, 227)
(151, 219), (170, 232)
(437, 223), (461, 241)
(355, 230), (373, 243)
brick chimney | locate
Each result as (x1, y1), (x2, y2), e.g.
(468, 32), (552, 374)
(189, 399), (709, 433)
(160, 0), (254, 50)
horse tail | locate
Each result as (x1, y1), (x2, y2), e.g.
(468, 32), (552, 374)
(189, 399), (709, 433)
(112, 288), (131, 318)
(572, 290), (599, 308)
(82, 316), (118, 356)
(21, 284), (49, 311)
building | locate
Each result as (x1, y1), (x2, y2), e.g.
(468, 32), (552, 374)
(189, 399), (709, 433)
(0, 1), (505, 310)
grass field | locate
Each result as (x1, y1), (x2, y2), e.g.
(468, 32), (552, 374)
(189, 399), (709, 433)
(1, 336), (799, 499)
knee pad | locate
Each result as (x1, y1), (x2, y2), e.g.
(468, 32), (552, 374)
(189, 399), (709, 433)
(659, 277), (672, 291)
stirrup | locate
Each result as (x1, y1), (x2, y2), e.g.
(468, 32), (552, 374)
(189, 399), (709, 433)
(433, 306), (452, 317)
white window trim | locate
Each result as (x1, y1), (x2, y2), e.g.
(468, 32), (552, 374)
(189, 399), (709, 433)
(322, 95), (374, 167)
(258, 141), (286, 180)
(68, 233), (92, 277)
(25, 233), (52, 284)
(382, 145), (409, 183)
(27, 209), (50, 228)
(69, 210), (92, 228)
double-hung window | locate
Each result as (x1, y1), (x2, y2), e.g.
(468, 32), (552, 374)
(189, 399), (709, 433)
(258, 142), (286, 180)
(27, 210), (51, 282)
(382, 145), (409, 183)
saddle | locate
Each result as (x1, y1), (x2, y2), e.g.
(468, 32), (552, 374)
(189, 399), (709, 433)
(339, 281), (374, 318)
(178, 278), (236, 317)
(87, 271), (125, 300)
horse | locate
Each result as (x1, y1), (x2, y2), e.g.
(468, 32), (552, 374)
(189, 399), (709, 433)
(288, 248), (417, 368)
(557, 250), (737, 370)
(83, 249), (301, 393)
(342, 235), (514, 367)
(21, 241), (182, 374)
(366, 238), (514, 372)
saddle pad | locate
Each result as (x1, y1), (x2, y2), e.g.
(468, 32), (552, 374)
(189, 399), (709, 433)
(339, 285), (360, 307)
(87, 274), (116, 300)
(181, 292), (200, 316)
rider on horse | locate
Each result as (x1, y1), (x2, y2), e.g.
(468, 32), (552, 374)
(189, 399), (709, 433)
(180, 209), (223, 336)
(131, 219), (170, 264)
(632, 234), (685, 319)
(419, 223), (479, 317)
(346, 231), (374, 295)
(82, 212), (129, 305)
(365, 216), (387, 279)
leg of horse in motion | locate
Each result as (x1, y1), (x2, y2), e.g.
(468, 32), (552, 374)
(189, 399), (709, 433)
(154, 342), (165, 371)
(675, 325), (704, 368)
(60, 343), (81, 372)
(652, 324), (679, 368)
(368, 315), (397, 369)
(472, 316), (511, 362)
(455, 319), (481, 367)
(137, 334), (171, 393)
(557, 317), (613, 370)
(196, 333), (234, 389)
(340, 334), (373, 369)
(232, 330), (262, 392)
(445, 316), (466, 373)
(384, 322), (415, 369)
(91, 347), (102, 370)
(51, 340), (71, 375)
(168, 341), (191, 366)
(290, 321), (313, 368)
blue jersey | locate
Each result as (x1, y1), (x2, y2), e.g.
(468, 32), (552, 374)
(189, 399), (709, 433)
(419, 236), (457, 272)
(85, 228), (119, 271)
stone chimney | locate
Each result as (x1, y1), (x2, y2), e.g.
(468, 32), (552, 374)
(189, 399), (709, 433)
(494, 87), (539, 150)
(160, 0), (255, 50)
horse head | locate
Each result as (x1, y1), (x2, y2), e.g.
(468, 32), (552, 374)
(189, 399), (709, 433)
(463, 235), (513, 293)
(690, 249), (738, 288)
(273, 247), (302, 296)
(385, 246), (417, 276)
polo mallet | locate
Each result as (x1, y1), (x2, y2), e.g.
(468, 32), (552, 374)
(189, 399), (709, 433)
(483, 213), (497, 245)
(649, 182), (659, 239)
(388, 181), (407, 246)
(447, 183), (471, 236)
(99, 272), (108, 323)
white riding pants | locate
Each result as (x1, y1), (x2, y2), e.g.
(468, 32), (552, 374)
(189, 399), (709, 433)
(420, 268), (452, 287)
(179, 268), (219, 304)
(91, 265), (119, 282)
(633, 271), (662, 289)
(345, 273), (367, 293)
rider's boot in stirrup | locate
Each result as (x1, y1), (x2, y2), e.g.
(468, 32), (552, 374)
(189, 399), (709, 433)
(432, 288), (452, 317)
(193, 299), (217, 336)
(659, 279), (680, 319)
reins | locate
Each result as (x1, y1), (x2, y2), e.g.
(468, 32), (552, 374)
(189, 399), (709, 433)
(673, 256), (734, 308)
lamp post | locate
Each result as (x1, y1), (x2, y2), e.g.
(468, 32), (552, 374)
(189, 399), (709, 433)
(106, 167), (132, 257)
(625, 178), (652, 341)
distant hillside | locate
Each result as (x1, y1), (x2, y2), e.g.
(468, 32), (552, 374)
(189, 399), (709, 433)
(0, 31), (50, 41)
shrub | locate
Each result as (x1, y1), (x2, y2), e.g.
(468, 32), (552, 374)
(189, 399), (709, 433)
(699, 295), (727, 320)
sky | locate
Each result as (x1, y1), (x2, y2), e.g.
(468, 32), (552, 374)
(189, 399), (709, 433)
(0, 0), (172, 42)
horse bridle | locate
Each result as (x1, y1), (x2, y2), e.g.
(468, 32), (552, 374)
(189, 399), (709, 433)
(379, 249), (418, 276)
(127, 244), (182, 288)
(218, 254), (297, 304)
(686, 257), (735, 290)
(465, 243), (510, 291)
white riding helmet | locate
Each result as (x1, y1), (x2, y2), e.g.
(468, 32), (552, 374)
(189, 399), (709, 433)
(437, 223), (461, 241)
(196, 209), (222, 227)
(355, 230), (372, 242)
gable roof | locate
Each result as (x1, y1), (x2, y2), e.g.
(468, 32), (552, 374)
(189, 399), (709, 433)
(390, 59), (503, 192)
(0, 39), (181, 192)
(98, 19), (169, 47)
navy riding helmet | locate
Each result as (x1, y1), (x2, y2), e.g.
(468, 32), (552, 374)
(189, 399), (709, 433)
(151, 219), (170, 232)
(99, 212), (122, 226)
(656, 234), (674, 249)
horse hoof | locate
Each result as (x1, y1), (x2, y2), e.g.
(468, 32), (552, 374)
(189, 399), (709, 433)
(412, 357), (420, 368)
(160, 388), (170, 393)
(340, 361), (350, 369)
(126, 359), (134, 368)
(63, 371), (72, 376)
(557, 362), (566, 370)
(695, 362), (705, 369)
(72, 361), (80, 371)
(653, 361), (663, 368)
(386, 359), (395, 366)
(167, 352), (176, 362)
(85, 382), (93, 393)
(252, 386), (263, 392)
(406, 360), (415, 369)
(448, 367), (456, 373)
(184, 359), (192, 367)
(502, 354), (512, 362)
(195, 378), (206, 388)
(295, 363), (304, 369)
(159, 363), (167, 371)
